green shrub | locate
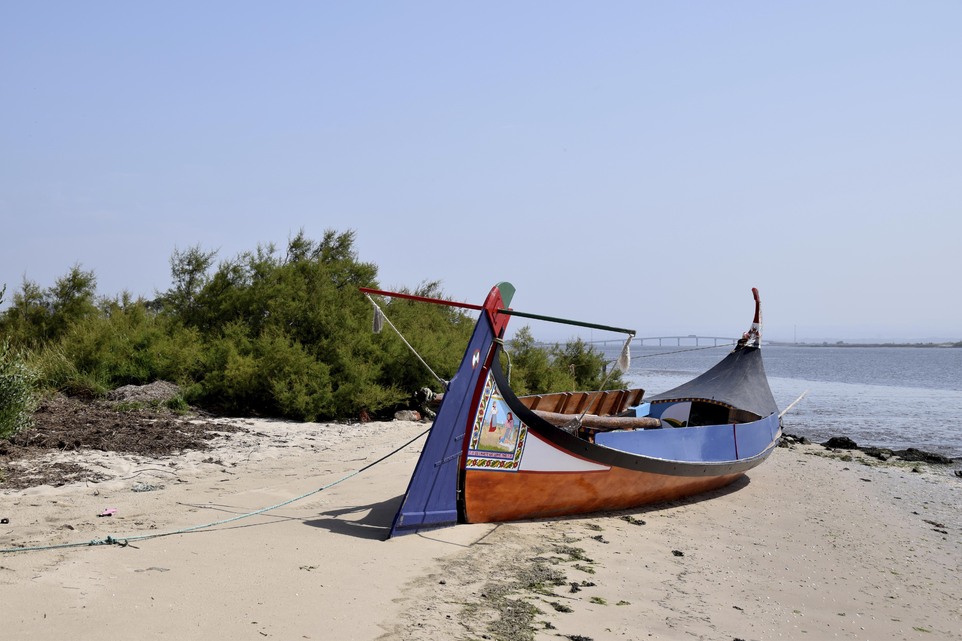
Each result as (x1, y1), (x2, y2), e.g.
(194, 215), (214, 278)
(504, 327), (628, 395)
(190, 323), (335, 421)
(57, 296), (205, 388)
(260, 328), (334, 420)
(2, 231), (621, 421)
(367, 280), (475, 399)
(550, 337), (627, 391)
(28, 346), (108, 399)
(29, 346), (80, 390)
(502, 326), (575, 395)
(0, 266), (98, 348)
(25, 295), (204, 398)
(0, 341), (38, 438)
(164, 396), (189, 413)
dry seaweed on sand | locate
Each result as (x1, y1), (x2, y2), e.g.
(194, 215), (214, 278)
(0, 394), (242, 489)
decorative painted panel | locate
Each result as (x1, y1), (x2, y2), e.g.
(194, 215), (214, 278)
(465, 374), (527, 471)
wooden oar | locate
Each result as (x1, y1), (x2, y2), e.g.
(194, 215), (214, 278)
(533, 410), (661, 430)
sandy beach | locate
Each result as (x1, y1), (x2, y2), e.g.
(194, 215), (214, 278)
(2, 417), (960, 641)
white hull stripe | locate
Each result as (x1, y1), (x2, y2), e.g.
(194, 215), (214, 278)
(518, 432), (611, 472)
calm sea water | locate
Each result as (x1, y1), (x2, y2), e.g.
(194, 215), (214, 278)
(609, 344), (962, 459)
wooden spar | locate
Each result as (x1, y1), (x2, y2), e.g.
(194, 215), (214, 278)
(360, 286), (636, 336)
(496, 309), (635, 336)
(359, 287), (485, 311)
(533, 410), (662, 430)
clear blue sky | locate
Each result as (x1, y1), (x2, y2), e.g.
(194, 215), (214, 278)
(2, 2), (960, 342)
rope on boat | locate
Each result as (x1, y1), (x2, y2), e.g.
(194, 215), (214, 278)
(494, 338), (512, 383)
(0, 426), (431, 555)
(568, 333), (634, 424)
(578, 340), (738, 358)
(779, 390), (809, 418)
(364, 293), (448, 389)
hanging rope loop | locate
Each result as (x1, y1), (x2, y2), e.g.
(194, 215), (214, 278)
(364, 293), (448, 389)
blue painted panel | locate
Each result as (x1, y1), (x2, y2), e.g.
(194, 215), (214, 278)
(595, 423), (737, 462)
(389, 316), (496, 536)
(630, 402), (651, 417)
(594, 414), (778, 463)
(646, 403), (667, 419)
(734, 413), (780, 459)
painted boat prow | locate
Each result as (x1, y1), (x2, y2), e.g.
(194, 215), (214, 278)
(388, 282), (514, 537)
(387, 283), (780, 537)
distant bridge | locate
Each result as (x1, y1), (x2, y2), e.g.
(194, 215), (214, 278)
(538, 335), (739, 348)
(597, 336), (737, 347)
(634, 335), (736, 347)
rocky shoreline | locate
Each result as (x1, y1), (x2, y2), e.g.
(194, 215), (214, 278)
(783, 432), (961, 475)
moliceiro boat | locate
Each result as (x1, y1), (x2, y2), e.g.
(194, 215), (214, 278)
(361, 283), (780, 538)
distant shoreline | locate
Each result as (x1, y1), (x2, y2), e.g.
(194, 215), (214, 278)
(766, 341), (962, 348)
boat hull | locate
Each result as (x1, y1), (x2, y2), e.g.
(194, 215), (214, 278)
(464, 466), (744, 523)
(460, 354), (779, 524)
(383, 282), (780, 536)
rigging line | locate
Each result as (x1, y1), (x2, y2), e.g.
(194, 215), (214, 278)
(493, 338), (512, 383)
(633, 342), (736, 358)
(364, 293), (448, 389)
(358, 287), (636, 337)
(578, 332), (634, 423)
(779, 390), (809, 419)
(497, 308), (635, 336)
(0, 426), (432, 555)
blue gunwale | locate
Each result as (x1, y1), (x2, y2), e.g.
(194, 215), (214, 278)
(489, 353), (781, 478)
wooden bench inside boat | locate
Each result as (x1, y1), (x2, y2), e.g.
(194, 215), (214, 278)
(519, 388), (645, 416)
(519, 388), (662, 439)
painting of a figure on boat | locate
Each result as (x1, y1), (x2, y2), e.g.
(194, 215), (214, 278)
(467, 379), (528, 471)
(475, 392), (521, 454)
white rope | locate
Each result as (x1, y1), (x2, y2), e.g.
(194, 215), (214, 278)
(779, 390), (809, 418)
(494, 338), (512, 383)
(364, 294), (448, 389)
(578, 332), (634, 424)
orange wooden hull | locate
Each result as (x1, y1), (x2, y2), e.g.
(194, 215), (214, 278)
(463, 467), (744, 523)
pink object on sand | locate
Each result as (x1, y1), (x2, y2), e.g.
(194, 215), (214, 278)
(97, 508), (117, 517)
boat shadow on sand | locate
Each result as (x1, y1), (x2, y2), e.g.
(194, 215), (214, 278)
(302, 475), (752, 541)
(304, 495), (405, 540)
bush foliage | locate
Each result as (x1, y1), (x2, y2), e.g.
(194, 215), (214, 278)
(0, 229), (624, 421)
(0, 340), (37, 438)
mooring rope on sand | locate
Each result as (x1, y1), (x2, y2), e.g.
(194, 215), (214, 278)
(0, 425), (431, 555)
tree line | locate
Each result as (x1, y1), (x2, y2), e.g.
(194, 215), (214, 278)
(0, 230), (624, 437)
